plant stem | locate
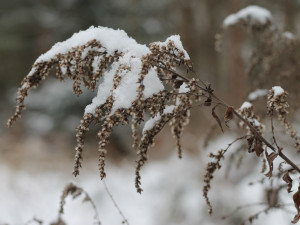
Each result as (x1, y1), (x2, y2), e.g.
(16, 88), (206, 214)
(158, 65), (300, 174)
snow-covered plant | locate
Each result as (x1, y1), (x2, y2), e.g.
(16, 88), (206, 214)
(7, 26), (200, 193)
(7, 5), (300, 224)
(221, 5), (300, 109)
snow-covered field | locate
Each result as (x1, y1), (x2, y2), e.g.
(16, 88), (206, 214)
(0, 134), (294, 225)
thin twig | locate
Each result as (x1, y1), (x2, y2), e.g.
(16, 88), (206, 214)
(270, 114), (281, 150)
(103, 180), (130, 225)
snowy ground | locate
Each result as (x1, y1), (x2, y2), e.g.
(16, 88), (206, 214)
(0, 135), (295, 225)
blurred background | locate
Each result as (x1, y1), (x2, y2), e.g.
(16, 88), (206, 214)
(1, 0), (300, 224)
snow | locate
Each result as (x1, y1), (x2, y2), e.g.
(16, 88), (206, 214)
(86, 54), (164, 115)
(0, 134), (295, 225)
(253, 118), (261, 127)
(155, 35), (190, 60)
(84, 62), (119, 114)
(223, 5), (272, 27)
(240, 101), (252, 109)
(110, 57), (141, 114)
(283, 31), (295, 40)
(142, 105), (175, 133)
(92, 55), (101, 73)
(163, 105), (175, 114)
(179, 83), (190, 93)
(60, 65), (67, 75)
(143, 114), (161, 133)
(272, 86), (284, 97)
(143, 67), (164, 98)
(34, 26), (150, 63)
(21, 82), (28, 89)
(0, 155), (205, 225)
(87, 56), (164, 115)
(248, 89), (268, 101)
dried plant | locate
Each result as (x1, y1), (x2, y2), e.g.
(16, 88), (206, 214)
(7, 5), (300, 224)
(55, 182), (101, 225)
(221, 5), (300, 109)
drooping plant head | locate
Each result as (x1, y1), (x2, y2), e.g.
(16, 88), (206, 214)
(7, 26), (203, 193)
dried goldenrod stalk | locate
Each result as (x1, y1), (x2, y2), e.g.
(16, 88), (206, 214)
(203, 136), (246, 215)
(8, 26), (194, 192)
(267, 86), (300, 151)
(57, 182), (101, 225)
(237, 102), (264, 157)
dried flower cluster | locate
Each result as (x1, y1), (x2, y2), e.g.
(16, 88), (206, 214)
(51, 182), (100, 225)
(237, 102), (264, 157)
(221, 5), (300, 109)
(7, 26), (203, 193)
(267, 86), (300, 151)
(202, 85), (300, 223)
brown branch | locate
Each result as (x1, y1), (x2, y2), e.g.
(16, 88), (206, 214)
(157, 65), (300, 174)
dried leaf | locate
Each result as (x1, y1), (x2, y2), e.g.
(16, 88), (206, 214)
(283, 171), (293, 193)
(264, 150), (278, 178)
(224, 106), (234, 125)
(254, 143), (264, 157)
(294, 189), (300, 212)
(292, 188), (300, 224)
(212, 105), (223, 133)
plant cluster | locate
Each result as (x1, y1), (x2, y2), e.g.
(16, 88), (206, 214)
(7, 5), (300, 224)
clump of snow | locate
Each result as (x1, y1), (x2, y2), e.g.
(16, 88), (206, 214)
(272, 86), (284, 97)
(143, 114), (162, 133)
(248, 89), (268, 101)
(143, 67), (164, 98)
(87, 57), (164, 115)
(253, 118), (261, 127)
(155, 35), (190, 60)
(240, 101), (252, 109)
(92, 56), (101, 73)
(143, 105), (175, 133)
(223, 5), (272, 27)
(175, 83), (190, 105)
(60, 65), (67, 75)
(21, 82), (28, 89)
(84, 62), (119, 114)
(35, 26), (150, 63)
(163, 105), (175, 114)
(110, 57), (141, 114)
(283, 31), (296, 40)
(178, 83), (190, 93)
